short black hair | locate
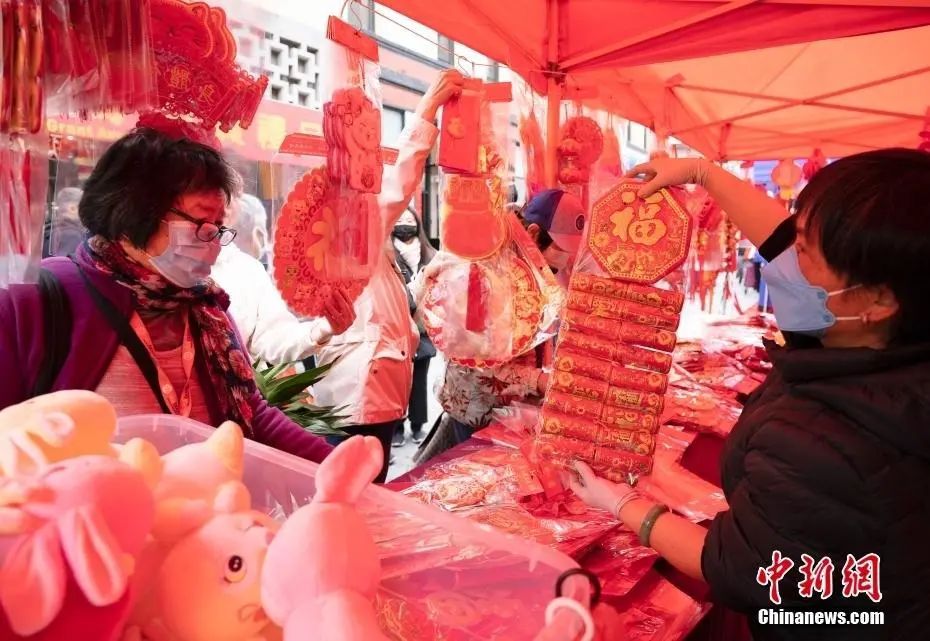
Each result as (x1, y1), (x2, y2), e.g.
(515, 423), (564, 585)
(79, 128), (236, 247)
(798, 148), (930, 344)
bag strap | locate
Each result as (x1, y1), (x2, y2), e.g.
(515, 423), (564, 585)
(31, 269), (73, 397)
(73, 262), (171, 414)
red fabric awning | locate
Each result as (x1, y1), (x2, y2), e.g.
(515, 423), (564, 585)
(377, 0), (930, 159)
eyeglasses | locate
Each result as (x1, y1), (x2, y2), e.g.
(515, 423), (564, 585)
(169, 207), (238, 246)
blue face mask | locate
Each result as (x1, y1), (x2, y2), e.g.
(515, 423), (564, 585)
(762, 246), (862, 338)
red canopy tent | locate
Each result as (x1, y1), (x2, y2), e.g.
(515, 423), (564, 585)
(374, 0), (930, 173)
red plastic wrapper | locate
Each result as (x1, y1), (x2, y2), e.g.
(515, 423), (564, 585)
(553, 351), (612, 383)
(592, 447), (653, 479)
(570, 273), (685, 314)
(540, 406), (599, 441)
(544, 394), (659, 433)
(535, 432), (597, 461)
(612, 578), (710, 641)
(596, 424), (655, 456)
(600, 406), (659, 433)
(581, 528), (659, 598)
(550, 370), (610, 403)
(661, 381), (743, 438)
(557, 341), (672, 375)
(544, 390), (603, 423)
(567, 291), (681, 332)
(563, 309), (677, 353)
(606, 386), (665, 415)
(610, 366), (669, 395)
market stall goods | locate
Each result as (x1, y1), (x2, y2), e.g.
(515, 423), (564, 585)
(273, 164), (367, 318)
(1, 392), (591, 640)
(537, 181), (693, 479)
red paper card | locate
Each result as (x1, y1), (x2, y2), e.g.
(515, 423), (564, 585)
(587, 182), (693, 284)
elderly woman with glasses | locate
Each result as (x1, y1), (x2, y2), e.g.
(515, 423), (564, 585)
(0, 128), (332, 464)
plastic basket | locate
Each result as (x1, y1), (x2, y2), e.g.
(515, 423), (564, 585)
(115, 415), (590, 640)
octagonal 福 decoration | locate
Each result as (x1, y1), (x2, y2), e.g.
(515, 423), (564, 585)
(586, 181), (693, 284)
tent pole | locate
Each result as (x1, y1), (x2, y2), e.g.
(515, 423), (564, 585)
(545, 0), (561, 187)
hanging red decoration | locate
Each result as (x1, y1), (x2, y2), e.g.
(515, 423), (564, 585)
(141, 0), (268, 133)
(557, 116), (604, 184)
(802, 149), (827, 181)
(273, 165), (366, 318)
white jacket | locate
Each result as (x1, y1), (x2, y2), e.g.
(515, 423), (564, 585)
(212, 244), (332, 364)
(311, 116), (438, 425)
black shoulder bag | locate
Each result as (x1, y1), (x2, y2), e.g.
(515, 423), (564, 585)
(30, 269), (73, 397)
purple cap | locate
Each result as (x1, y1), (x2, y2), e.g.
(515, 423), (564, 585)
(522, 189), (586, 254)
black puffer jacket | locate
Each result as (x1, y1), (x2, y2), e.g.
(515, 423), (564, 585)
(701, 337), (930, 640)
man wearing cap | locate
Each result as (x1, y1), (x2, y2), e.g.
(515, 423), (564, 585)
(520, 188), (587, 288)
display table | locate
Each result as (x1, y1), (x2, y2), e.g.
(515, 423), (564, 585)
(386, 428), (738, 641)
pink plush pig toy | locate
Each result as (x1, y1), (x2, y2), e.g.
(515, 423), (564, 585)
(0, 455), (156, 641)
(261, 436), (389, 641)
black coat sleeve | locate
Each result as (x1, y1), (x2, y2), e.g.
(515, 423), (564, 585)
(701, 410), (882, 613)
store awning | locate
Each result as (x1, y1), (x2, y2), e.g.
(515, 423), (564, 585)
(376, 0), (930, 160)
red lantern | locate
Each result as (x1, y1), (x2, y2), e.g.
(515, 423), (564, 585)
(771, 159), (802, 200)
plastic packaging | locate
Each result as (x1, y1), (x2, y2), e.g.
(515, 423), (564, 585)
(114, 414), (589, 641)
(0, 132), (46, 285)
(0, 0), (43, 134)
(420, 249), (516, 365)
(318, 16), (382, 282)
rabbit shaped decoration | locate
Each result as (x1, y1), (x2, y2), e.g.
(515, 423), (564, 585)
(261, 436), (388, 641)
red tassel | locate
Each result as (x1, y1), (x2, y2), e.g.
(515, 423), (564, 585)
(465, 263), (489, 332)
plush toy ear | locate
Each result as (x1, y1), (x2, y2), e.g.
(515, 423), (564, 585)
(33, 411), (77, 447)
(0, 429), (48, 477)
(206, 421), (245, 478)
(213, 480), (251, 514)
(152, 497), (212, 542)
(119, 438), (163, 491)
(314, 436), (382, 504)
(0, 522), (67, 635)
(57, 505), (133, 607)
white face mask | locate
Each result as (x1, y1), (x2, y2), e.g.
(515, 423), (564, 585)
(147, 221), (221, 288)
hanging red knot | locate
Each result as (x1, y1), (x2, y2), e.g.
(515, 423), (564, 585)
(802, 149), (827, 181)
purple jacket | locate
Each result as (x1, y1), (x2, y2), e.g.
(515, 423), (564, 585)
(0, 254), (332, 463)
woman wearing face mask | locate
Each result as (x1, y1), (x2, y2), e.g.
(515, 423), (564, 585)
(570, 149), (930, 640)
(391, 207), (437, 447)
(0, 128), (332, 464)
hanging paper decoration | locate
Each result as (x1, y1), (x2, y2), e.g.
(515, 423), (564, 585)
(0, 0), (43, 134)
(771, 159), (802, 200)
(273, 165), (366, 318)
(519, 109), (546, 198)
(439, 175), (506, 260)
(533, 182), (693, 480)
(438, 78), (483, 175)
(557, 116), (604, 185)
(802, 148), (827, 181)
(599, 125), (622, 178)
(324, 87), (383, 194)
(585, 183), (692, 284)
(143, 0), (268, 132)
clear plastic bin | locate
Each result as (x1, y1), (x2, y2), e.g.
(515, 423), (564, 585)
(115, 415), (590, 640)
